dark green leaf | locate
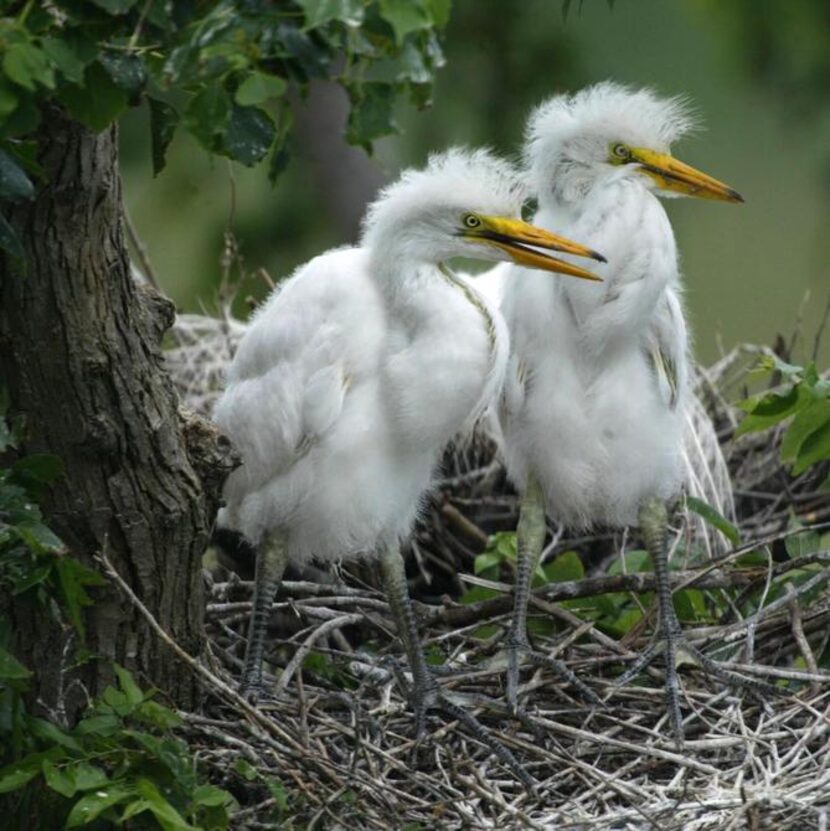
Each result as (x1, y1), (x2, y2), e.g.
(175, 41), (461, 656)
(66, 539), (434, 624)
(346, 82), (398, 150)
(235, 72), (287, 106)
(0, 97), (41, 139)
(42, 759), (76, 798)
(684, 496), (740, 546)
(793, 417), (830, 474)
(0, 212), (24, 258)
(70, 762), (109, 791)
(184, 85), (231, 153)
(134, 699), (182, 729)
(781, 399), (830, 462)
(98, 51), (146, 93)
(0, 149), (32, 200)
(3, 42), (54, 92)
(607, 549), (652, 575)
(66, 785), (136, 828)
(113, 664), (144, 706)
(541, 550), (584, 584)
(192, 783), (234, 807)
(148, 97), (178, 176)
(135, 778), (195, 830)
(89, 0), (140, 12)
(225, 105), (275, 166)
(736, 384), (810, 436)
(57, 63), (128, 132)
(12, 453), (63, 484)
(29, 717), (81, 751)
(15, 521), (64, 554)
(276, 25), (331, 80)
(424, 0), (452, 28)
(297, 0), (365, 29)
(41, 37), (86, 85)
(0, 759), (40, 793)
(379, 0), (432, 43)
(0, 77), (18, 119)
(267, 777), (288, 813)
(233, 758), (258, 782)
(55, 556), (106, 637)
(74, 714), (119, 736)
(0, 645), (31, 680)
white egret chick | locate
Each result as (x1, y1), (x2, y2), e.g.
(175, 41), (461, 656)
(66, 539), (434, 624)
(213, 149), (603, 779)
(490, 83), (774, 740)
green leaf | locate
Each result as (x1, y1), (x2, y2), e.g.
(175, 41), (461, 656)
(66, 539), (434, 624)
(224, 105), (275, 166)
(235, 72), (287, 106)
(541, 550), (584, 584)
(3, 42), (55, 92)
(70, 762), (109, 791)
(0, 77), (18, 119)
(735, 384), (810, 436)
(113, 664), (144, 706)
(684, 495), (740, 546)
(89, 0), (140, 12)
(379, 0), (432, 43)
(29, 717), (82, 751)
(793, 417), (830, 475)
(297, 0), (365, 29)
(424, 0), (452, 28)
(16, 521), (64, 554)
(276, 25), (331, 80)
(148, 97), (178, 176)
(785, 527), (822, 559)
(266, 777), (288, 813)
(58, 63), (128, 132)
(41, 37), (86, 85)
(55, 556), (106, 637)
(474, 550), (501, 574)
(782, 399), (830, 462)
(607, 549), (652, 575)
(233, 758), (259, 782)
(0, 149), (34, 200)
(74, 714), (119, 736)
(136, 778), (198, 830)
(66, 785), (136, 827)
(346, 82), (398, 150)
(0, 212), (24, 258)
(12, 453), (63, 484)
(0, 645), (31, 680)
(98, 51), (146, 93)
(192, 783), (234, 807)
(184, 85), (231, 153)
(0, 759), (40, 793)
(42, 759), (76, 798)
(134, 698), (182, 729)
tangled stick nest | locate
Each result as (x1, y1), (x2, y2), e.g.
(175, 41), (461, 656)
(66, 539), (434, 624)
(154, 308), (830, 830)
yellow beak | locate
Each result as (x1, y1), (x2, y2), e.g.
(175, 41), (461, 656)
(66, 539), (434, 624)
(630, 147), (744, 203)
(467, 216), (605, 281)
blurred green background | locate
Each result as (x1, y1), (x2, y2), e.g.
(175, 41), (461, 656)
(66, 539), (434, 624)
(120, 0), (830, 365)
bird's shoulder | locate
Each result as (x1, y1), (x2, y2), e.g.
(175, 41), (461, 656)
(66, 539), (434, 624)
(228, 246), (385, 383)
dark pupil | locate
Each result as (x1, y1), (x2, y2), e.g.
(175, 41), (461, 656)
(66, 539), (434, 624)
(467, 216), (478, 226)
(616, 145), (627, 158)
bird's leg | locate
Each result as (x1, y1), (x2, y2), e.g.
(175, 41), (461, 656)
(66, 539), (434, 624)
(241, 529), (289, 700)
(379, 544), (535, 791)
(504, 473), (599, 710)
(618, 497), (782, 743)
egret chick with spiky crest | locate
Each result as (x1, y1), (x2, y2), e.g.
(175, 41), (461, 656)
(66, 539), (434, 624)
(213, 148), (603, 785)
(486, 83), (776, 741)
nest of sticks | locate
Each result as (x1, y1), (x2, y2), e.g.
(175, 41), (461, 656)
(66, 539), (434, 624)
(138, 309), (830, 830)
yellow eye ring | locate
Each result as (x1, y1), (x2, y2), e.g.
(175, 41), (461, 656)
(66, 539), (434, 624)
(462, 213), (482, 229)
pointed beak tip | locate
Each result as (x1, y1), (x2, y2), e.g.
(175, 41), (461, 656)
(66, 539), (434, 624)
(730, 189), (745, 204)
(592, 250), (608, 263)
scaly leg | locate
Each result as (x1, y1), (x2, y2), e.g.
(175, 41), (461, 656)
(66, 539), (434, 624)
(505, 472), (599, 710)
(379, 544), (535, 791)
(241, 529), (289, 699)
(618, 498), (781, 743)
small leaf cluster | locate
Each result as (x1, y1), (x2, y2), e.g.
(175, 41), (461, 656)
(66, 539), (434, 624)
(737, 355), (830, 488)
(0, 0), (452, 255)
(0, 664), (235, 829)
(0, 392), (104, 663)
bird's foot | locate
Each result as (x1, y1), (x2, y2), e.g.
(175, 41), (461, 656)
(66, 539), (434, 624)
(239, 672), (276, 705)
(616, 625), (783, 744)
(504, 631), (601, 711)
(409, 672), (537, 794)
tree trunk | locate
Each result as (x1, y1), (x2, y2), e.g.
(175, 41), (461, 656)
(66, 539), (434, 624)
(0, 107), (227, 718)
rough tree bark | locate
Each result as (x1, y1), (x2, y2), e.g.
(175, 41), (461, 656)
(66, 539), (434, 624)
(0, 107), (229, 718)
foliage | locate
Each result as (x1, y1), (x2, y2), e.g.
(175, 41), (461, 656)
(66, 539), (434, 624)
(0, 391), (105, 665)
(0, 664), (235, 829)
(736, 354), (830, 488)
(0, 0), (452, 255)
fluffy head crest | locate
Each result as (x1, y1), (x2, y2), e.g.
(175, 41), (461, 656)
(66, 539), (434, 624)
(524, 82), (700, 201)
(360, 147), (525, 248)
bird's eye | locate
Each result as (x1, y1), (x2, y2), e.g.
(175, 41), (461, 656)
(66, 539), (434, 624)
(462, 213), (482, 229)
(612, 143), (631, 161)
